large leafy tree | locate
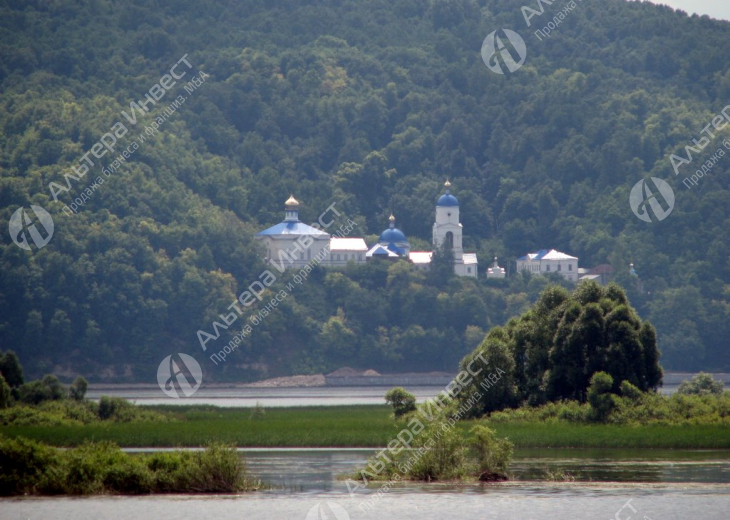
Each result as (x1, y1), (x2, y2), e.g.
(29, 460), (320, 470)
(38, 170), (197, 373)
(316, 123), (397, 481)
(459, 281), (663, 415)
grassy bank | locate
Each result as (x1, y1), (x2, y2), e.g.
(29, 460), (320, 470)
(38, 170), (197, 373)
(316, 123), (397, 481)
(2, 405), (729, 449)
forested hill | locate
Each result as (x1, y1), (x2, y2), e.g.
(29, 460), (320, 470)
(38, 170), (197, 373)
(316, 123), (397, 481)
(1, 0), (729, 382)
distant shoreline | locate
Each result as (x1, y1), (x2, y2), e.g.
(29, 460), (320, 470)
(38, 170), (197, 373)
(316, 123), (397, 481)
(86, 371), (730, 390)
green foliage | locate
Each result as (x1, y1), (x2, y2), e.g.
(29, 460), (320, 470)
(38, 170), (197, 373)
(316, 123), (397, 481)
(0, 351), (24, 389)
(0, 0), (729, 380)
(0, 437), (256, 496)
(469, 425), (513, 478)
(587, 372), (618, 422)
(459, 282), (662, 416)
(250, 402), (266, 420)
(0, 375), (10, 409)
(619, 380), (643, 401)
(405, 420), (467, 482)
(17, 375), (65, 405)
(68, 377), (88, 401)
(677, 373), (724, 396)
(0, 435), (60, 495)
(384, 387), (417, 418)
(0, 398), (169, 427)
(488, 386), (730, 426)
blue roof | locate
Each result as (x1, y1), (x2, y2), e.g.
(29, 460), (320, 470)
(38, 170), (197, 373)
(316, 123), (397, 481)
(517, 249), (550, 261)
(379, 227), (407, 243)
(437, 193), (459, 207)
(256, 221), (329, 236)
(386, 243), (406, 256)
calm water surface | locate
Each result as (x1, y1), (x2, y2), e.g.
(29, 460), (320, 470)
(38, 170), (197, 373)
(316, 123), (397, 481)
(87, 384), (682, 407)
(86, 386), (447, 407)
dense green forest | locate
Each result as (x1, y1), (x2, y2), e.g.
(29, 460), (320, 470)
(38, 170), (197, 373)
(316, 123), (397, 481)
(1, 0), (729, 382)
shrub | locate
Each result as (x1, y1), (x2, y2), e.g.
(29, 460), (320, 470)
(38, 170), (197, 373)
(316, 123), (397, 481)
(469, 425), (513, 478)
(384, 387), (417, 418)
(406, 420), (466, 481)
(0, 436), (59, 495)
(68, 377), (88, 401)
(103, 458), (154, 494)
(0, 375), (11, 409)
(619, 380), (643, 401)
(0, 438), (257, 496)
(250, 402), (266, 419)
(17, 375), (66, 405)
(678, 373), (724, 396)
(587, 372), (617, 422)
(187, 443), (252, 492)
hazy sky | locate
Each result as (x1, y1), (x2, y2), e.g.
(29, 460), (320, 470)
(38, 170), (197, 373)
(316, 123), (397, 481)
(645, 0), (730, 21)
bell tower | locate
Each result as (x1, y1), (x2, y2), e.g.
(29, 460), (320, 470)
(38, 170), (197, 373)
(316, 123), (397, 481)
(432, 180), (463, 261)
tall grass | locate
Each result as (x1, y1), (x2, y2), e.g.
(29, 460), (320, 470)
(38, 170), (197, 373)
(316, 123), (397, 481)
(1, 405), (728, 449)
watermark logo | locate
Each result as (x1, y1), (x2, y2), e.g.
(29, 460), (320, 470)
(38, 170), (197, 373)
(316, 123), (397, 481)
(305, 502), (350, 520)
(629, 177), (675, 223)
(157, 353), (202, 398)
(481, 29), (527, 74)
(9, 205), (54, 251)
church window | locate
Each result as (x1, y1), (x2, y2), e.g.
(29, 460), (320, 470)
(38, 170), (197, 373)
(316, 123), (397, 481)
(445, 231), (454, 248)
(546, 265), (550, 272)
(568, 264), (572, 271)
(557, 264), (561, 272)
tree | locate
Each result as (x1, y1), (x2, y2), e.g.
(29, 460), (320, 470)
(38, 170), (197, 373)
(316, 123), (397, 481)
(384, 387), (417, 418)
(0, 351), (24, 389)
(0, 374), (11, 409)
(428, 241), (454, 287)
(458, 329), (517, 417)
(677, 373), (724, 396)
(68, 376), (88, 401)
(458, 282), (663, 416)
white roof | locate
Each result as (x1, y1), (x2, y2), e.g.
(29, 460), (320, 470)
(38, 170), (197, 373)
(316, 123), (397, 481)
(579, 274), (601, 281)
(542, 249), (578, 261)
(519, 249), (578, 261)
(330, 237), (368, 252)
(409, 251), (433, 264)
(463, 253), (478, 265)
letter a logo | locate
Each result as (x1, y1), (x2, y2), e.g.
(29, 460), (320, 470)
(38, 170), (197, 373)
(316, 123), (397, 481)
(630, 177), (675, 222)
(9, 205), (54, 251)
(481, 29), (527, 74)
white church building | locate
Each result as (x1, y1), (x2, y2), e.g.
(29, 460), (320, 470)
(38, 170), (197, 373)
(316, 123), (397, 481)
(254, 182), (478, 278)
(516, 249), (579, 282)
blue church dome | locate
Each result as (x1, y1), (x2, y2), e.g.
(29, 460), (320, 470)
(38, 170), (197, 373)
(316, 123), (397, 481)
(436, 180), (459, 206)
(380, 214), (407, 243)
(380, 227), (406, 243)
(437, 193), (459, 207)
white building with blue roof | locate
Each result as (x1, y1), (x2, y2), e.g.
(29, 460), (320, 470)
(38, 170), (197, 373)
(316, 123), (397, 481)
(516, 249), (579, 281)
(255, 182), (479, 277)
(255, 195), (331, 269)
(427, 180), (478, 278)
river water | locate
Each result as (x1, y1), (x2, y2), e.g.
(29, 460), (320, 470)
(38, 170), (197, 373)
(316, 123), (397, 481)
(85, 384), (683, 408)
(3, 448), (729, 519)
(6, 387), (727, 518)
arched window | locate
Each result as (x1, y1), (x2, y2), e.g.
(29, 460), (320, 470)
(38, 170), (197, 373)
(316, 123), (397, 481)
(445, 231), (454, 249)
